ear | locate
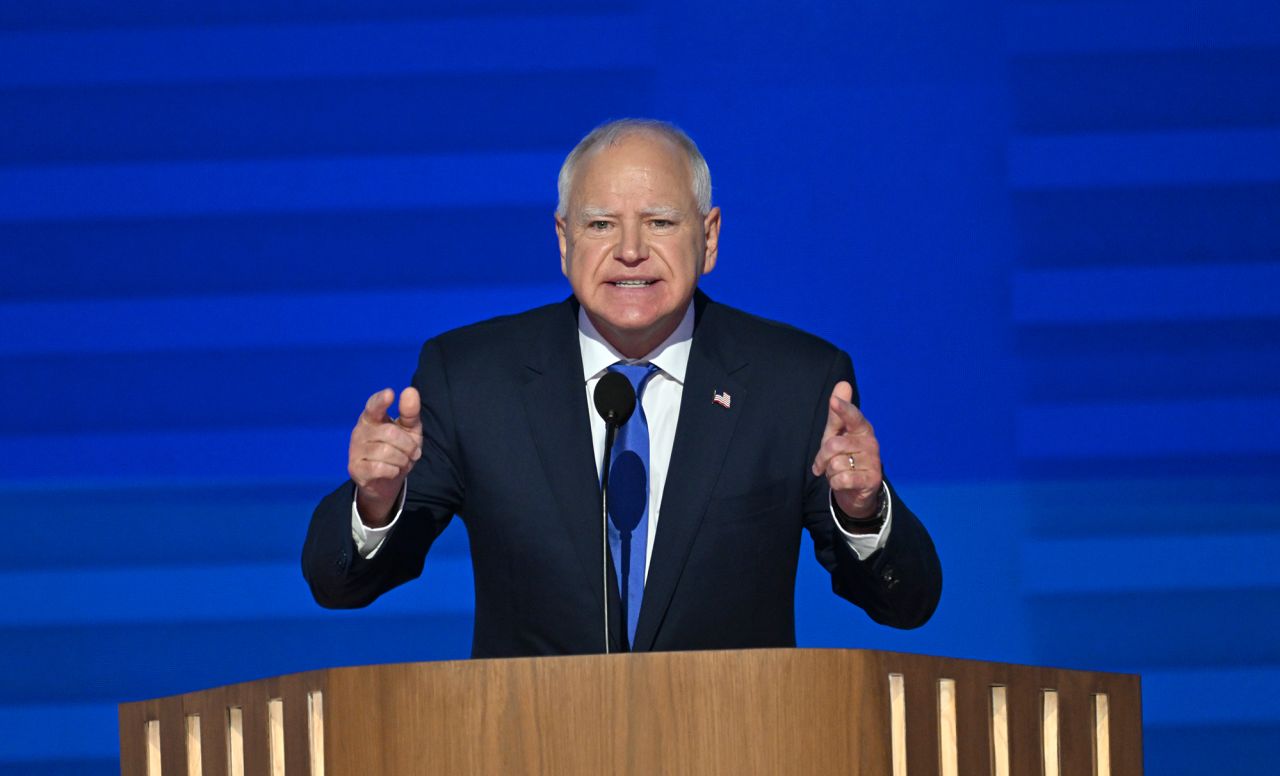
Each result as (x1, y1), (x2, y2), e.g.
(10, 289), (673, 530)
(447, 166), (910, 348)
(701, 207), (721, 274)
(555, 214), (570, 276)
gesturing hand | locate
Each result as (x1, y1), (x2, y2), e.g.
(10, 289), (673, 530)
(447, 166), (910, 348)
(810, 381), (884, 520)
(348, 387), (423, 526)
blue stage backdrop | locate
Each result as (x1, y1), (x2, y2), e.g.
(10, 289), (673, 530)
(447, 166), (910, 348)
(1, 1), (1278, 773)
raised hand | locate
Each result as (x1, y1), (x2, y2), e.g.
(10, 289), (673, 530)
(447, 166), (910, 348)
(348, 387), (422, 526)
(810, 381), (884, 521)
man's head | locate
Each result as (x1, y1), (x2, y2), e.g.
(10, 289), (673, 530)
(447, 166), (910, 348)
(556, 119), (721, 359)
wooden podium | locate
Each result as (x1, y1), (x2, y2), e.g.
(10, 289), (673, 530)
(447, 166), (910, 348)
(119, 649), (1141, 775)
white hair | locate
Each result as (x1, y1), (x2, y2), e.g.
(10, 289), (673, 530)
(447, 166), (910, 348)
(555, 118), (713, 218)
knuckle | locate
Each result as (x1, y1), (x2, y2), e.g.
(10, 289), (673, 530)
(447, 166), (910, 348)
(377, 429), (406, 448)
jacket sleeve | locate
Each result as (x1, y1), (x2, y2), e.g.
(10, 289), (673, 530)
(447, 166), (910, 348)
(301, 338), (464, 609)
(801, 348), (942, 629)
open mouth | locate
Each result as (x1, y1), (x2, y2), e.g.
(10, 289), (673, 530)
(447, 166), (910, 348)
(610, 280), (655, 287)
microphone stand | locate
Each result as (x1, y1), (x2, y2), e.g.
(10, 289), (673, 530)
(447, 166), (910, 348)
(599, 421), (619, 654)
(592, 369), (635, 655)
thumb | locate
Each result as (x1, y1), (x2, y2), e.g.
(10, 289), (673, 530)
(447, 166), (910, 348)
(396, 386), (422, 432)
(821, 380), (855, 438)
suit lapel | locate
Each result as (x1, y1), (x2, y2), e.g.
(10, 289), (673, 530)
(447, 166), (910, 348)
(520, 299), (625, 650)
(632, 295), (749, 651)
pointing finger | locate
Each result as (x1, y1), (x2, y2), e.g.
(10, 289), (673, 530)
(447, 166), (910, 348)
(831, 380), (854, 405)
(361, 388), (395, 425)
(814, 381), (856, 475)
(820, 381), (854, 440)
(829, 392), (871, 436)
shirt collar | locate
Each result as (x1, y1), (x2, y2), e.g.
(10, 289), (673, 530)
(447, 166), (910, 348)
(578, 302), (695, 385)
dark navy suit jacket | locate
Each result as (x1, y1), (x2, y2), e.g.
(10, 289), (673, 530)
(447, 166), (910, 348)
(303, 292), (941, 657)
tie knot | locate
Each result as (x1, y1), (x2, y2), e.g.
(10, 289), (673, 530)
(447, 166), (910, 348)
(608, 362), (659, 397)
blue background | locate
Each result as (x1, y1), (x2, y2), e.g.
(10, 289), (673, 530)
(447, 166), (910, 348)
(2, 1), (1278, 773)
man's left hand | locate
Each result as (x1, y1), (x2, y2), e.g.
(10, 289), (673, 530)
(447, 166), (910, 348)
(811, 381), (884, 519)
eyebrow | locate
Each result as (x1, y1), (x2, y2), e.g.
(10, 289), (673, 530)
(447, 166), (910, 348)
(576, 206), (685, 221)
(640, 206), (684, 219)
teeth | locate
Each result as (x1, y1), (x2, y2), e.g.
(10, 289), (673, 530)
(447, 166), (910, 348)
(614, 280), (653, 287)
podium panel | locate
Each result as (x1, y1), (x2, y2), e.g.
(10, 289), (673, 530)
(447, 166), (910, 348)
(120, 649), (1142, 775)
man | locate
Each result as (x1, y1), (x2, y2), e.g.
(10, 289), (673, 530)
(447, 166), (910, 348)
(303, 119), (941, 657)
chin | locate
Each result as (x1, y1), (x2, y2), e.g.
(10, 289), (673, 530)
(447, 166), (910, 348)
(613, 304), (672, 328)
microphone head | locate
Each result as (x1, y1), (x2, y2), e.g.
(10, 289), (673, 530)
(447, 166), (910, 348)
(593, 371), (636, 427)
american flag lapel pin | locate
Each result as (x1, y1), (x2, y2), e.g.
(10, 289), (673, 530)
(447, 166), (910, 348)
(712, 389), (732, 409)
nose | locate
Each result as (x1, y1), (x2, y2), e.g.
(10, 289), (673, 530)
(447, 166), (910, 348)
(616, 220), (648, 264)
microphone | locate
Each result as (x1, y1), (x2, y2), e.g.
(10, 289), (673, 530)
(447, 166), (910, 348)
(594, 370), (636, 427)
(592, 371), (637, 653)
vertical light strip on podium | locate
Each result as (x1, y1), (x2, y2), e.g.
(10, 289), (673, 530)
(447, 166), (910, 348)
(990, 685), (1010, 776)
(1094, 693), (1112, 776)
(145, 719), (161, 776)
(937, 678), (958, 776)
(268, 698), (286, 776)
(308, 690), (326, 776)
(185, 714), (202, 776)
(226, 706), (244, 776)
(1042, 689), (1061, 776)
(888, 673), (907, 776)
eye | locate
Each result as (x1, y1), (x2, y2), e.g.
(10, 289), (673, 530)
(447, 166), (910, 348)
(648, 219), (676, 230)
(587, 220), (611, 231)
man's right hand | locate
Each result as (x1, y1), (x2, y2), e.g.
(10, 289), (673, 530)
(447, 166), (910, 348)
(348, 387), (423, 527)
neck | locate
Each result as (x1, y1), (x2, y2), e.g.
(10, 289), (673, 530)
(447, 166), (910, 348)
(587, 315), (681, 361)
(602, 327), (671, 361)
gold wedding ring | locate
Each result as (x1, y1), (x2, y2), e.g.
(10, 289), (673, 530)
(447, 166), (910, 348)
(846, 452), (856, 470)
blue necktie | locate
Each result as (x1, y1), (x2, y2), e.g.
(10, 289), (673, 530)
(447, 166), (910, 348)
(606, 362), (658, 649)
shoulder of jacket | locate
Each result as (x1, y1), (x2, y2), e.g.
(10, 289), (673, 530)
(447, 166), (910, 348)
(704, 298), (842, 362)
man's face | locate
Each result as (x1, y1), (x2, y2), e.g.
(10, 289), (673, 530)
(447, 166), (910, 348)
(556, 132), (720, 358)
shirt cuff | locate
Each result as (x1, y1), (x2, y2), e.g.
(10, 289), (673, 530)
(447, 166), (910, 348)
(350, 482), (407, 559)
(829, 481), (893, 561)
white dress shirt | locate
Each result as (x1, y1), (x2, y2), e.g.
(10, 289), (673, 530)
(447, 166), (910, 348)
(353, 303), (891, 564)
